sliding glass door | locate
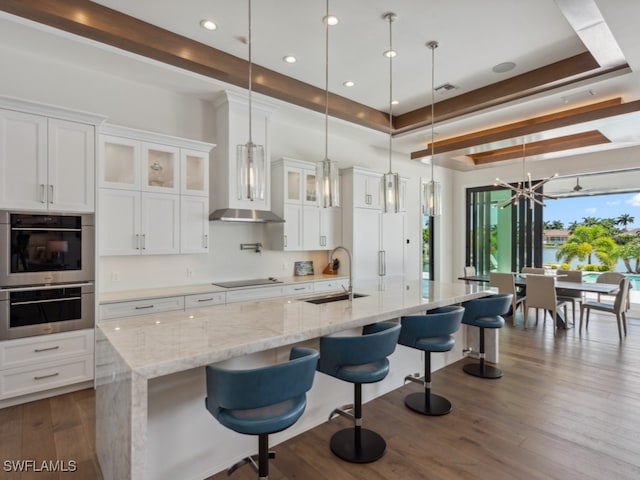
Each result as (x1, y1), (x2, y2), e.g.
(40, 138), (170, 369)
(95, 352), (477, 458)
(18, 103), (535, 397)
(466, 185), (542, 274)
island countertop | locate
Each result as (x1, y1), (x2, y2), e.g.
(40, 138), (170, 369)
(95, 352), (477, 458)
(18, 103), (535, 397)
(97, 280), (494, 380)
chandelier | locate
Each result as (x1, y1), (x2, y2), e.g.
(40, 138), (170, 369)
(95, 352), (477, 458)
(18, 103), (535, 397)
(494, 142), (557, 209)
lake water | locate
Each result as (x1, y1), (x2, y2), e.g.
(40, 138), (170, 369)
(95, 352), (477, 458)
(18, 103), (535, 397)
(543, 246), (631, 272)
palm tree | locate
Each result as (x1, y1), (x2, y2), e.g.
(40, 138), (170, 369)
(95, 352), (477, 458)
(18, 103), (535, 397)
(614, 238), (640, 273)
(556, 225), (617, 268)
(616, 213), (635, 230)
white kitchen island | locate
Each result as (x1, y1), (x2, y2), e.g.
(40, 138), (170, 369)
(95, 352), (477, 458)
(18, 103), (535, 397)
(95, 280), (494, 480)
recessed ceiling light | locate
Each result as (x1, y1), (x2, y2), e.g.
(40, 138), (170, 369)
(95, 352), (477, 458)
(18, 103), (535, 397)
(343, 80), (355, 87)
(383, 49), (397, 58)
(492, 61), (516, 73)
(283, 55), (297, 64)
(391, 100), (399, 105)
(199, 19), (217, 31)
(323, 15), (339, 26)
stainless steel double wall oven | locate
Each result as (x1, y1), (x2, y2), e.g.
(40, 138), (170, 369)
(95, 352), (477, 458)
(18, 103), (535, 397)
(0, 211), (95, 339)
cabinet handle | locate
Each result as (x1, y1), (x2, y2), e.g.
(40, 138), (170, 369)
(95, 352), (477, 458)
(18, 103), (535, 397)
(48, 185), (54, 203)
(382, 250), (387, 276)
(135, 234), (140, 250)
(284, 235), (287, 248)
(204, 234), (209, 248)
(197, 297), (214, 302)
(378, 251), (386, 276)
(40, 184), (46, 203)
(34, 372), (59, 381)
(293, 287), (306, 291)
(142, 234), (146, 250)
(34, 345), (60, 353)
(135, 304), (154, 310)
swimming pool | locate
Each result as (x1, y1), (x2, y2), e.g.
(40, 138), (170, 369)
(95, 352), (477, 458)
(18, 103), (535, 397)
(581, 272), (640, 290)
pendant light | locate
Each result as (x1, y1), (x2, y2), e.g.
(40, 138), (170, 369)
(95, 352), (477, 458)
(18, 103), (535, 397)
(424, 41), (442, 217)
(237, 0), (265, 202)
(316, 0), (340, 208)
(383, 12), (400, 214)
(494, 140), (558, 209)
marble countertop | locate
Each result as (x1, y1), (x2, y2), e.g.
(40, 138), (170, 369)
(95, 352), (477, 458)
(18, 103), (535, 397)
(99, 274), (348, 304)
(97, 280), (494, 380)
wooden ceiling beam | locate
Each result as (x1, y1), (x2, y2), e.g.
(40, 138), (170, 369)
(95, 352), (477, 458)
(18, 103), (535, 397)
(469, 131), (610, 165)
(396, 53), (628, 133)
(410, 98), (640, 160)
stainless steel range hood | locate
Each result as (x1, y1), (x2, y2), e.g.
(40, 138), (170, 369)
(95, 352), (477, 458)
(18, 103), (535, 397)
(208, 208), (284, 223)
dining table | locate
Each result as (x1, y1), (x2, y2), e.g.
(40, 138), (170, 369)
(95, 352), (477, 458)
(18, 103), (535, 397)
(458, 273), (621, 328)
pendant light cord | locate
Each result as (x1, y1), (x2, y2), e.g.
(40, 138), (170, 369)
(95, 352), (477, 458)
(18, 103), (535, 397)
(428, 41), (438, 182)
(387, 14), (394, 174)
(324, 0), (329, 161)
(247, 0), (253, 144)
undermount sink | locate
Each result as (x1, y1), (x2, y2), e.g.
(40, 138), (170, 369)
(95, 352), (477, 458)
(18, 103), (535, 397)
(301, 292), (368, 304)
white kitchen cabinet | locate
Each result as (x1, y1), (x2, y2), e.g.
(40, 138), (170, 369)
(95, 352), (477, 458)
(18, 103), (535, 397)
(0, 329), (94, 401)
(0, 107), (98, 212)
(225, 285), (284, 304)
(341, 167), (407, 288)
(100, 296), (185, 320)
(352, 170), (383, 209)
(184, 292), (225, 309)
(180, 196), (209, 254)
(99, 189), (179, 255)
(271, 158), (341, 251)
(98, 124), (214, 256)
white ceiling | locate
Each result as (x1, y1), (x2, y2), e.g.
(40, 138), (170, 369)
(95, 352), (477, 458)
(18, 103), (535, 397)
(2, 0), (640, 165)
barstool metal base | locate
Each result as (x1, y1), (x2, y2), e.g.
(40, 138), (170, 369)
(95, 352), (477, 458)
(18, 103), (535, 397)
(463, 362), (503, 379)
(404, 391), (452, 416)
(329, 427), (386, 463)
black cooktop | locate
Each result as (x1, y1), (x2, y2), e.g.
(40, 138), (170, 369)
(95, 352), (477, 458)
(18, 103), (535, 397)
(212, 278), (283, 288)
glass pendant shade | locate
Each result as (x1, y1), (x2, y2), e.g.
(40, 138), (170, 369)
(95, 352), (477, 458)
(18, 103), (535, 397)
(317, 158), (340, 207)
(384, 171), (400, 213)
(237, 141), (265, 201)
(424, 179), (441, 216)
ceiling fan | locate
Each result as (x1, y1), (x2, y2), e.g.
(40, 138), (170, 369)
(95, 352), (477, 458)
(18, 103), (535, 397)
(573, 177), (583, 192)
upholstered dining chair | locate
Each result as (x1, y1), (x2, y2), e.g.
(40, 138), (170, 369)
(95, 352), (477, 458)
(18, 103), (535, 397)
(521, 267), (545, 274)
(555, 269), (583, 324)
(205, 347), (319, 479)
(523, 274), (569, 330)
(580, 277), (630, 340)
(596, 272), (630, 311)
(489, 272), (526, 320)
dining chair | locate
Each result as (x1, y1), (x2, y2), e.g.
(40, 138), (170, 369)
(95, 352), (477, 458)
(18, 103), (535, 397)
(521, 267), (545, 274)
(555, 269), (583, 324)
(596, 272), (630, 311)
(489, 272), (525, 321)
(580, 277), (630, 340)
(523, 274), (568, 330)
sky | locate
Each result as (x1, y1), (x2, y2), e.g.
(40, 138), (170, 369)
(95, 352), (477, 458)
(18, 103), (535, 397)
(544, 192), (640, 229)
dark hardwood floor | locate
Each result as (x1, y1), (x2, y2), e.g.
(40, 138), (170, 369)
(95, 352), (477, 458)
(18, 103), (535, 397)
(1, 309), (639, 480)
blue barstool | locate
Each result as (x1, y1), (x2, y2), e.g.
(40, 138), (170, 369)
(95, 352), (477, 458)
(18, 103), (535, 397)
(399, 305), (465, 416)
(461, 294), (512, 379)
(205, 347), (319, 479)
(317, 321), (401, 463)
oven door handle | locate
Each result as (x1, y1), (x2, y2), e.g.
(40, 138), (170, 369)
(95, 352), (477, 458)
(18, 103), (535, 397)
(11, 296), (82, 306)
(1, 282), (94, 293)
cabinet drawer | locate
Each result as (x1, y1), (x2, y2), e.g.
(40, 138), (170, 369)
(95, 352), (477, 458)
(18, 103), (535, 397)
(226, 286), (284, 304)
(282, 283), (313, 296)
(100, 296), (184, 320)
(0, 330), (94, 370)
(314, 279), (349, 293)
(185, 292), (226, 309)
(0, 354), (93, 400)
